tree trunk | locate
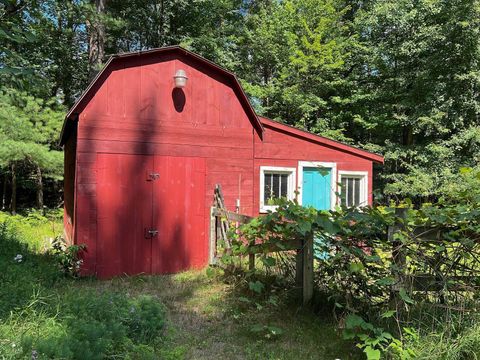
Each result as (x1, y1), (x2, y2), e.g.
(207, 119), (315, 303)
(10, 162), (16, 215)
(87, 0), (106, 80)
(402, 125), (413, 146)
(36, 165), (44, 210)
(1, 172), (7, 210)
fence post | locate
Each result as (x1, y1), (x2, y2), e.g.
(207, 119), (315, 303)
(248, 253), (255, 270)
(209, 207), (216, 265)
(295, 233), (314, 305)
(303, 232), (314, 305)
(295, 247), (303, 289)
(389, 207), (407, 315)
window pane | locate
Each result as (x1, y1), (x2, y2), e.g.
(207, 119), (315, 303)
(347, 178), (354, 207)
(263, 171), (292, 205)
(341, 176), (364, 207)
(272, 174), (280, 199)
(280, 174), (288, 198)
(341, 178), (347, 206)
(264, 173), (272, 203)
(354, 178), (361, 206)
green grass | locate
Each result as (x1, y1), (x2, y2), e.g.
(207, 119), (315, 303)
(0, 211), (358, 359)
(0, 209), (63, 252)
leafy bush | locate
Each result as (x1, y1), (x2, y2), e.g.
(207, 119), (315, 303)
(51, 236), (86, 277)
(126, 295), (167, 343)
(222, 191), (480, 358)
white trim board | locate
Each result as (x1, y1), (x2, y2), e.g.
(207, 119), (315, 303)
(297, 161), (337, 210)
(259, 166), (297, 213)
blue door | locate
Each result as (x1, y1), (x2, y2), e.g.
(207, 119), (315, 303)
(302, 167), (331, 210)
(302, 166), (333, 260)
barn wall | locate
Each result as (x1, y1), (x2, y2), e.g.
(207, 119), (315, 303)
(74, 53), (256, 275)
(63, 124), (77, 245)
(253, 124), (373, 215)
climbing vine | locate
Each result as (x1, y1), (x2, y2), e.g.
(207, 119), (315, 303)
(220, 196), (480, 359)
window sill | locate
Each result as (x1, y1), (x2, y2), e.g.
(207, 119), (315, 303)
(259, 205), (279, 214)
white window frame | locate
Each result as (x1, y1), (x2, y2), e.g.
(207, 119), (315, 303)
(338, 170), (369, 208)
(297, 161), (337, 210)
(259, 166), (297, 213)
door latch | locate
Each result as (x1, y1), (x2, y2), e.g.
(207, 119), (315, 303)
(145, 228), (159, 238)
(147, 172), (160, 181)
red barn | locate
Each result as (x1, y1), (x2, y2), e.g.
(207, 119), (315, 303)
(60, 46), (383, 278)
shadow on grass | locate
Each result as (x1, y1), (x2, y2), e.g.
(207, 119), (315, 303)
(0, 224), (360, 359)
(89, 269), (363, 360)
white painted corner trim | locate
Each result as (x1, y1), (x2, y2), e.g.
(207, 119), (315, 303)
(259, 166), (297, 213)
(297, 161), (338, 210)
(338, 170), (369, 207)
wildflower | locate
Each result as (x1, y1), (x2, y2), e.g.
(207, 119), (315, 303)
(13, 254), (23, 263)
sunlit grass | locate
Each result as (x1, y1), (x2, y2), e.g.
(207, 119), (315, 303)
(0, 211), (357, 359)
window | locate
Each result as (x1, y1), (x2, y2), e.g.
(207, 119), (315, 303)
(338, 171), (368, 207)
(260, 167), (296, 212)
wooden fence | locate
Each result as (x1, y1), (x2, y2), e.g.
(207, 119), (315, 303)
(209, 185), (314, 305)
(389, 208), (479, 296)
(210, 186), (479, 306)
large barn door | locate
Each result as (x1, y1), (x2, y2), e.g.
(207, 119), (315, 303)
(96, 154), (206, 277)
(151, 156), (206, 273)
(97, 154), (154, 277)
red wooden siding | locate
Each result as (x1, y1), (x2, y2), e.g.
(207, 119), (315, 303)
(63, 125), (76, 244)
(254, 122), (374, 213)
(152, 156), (206, 273)
(73, 52), (255, 276)
(97, 154), (153, 277)
(63, 47), (382, 278)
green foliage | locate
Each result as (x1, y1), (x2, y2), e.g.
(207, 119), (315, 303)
(0, 221), (61, 319)
(0, 89), (64, 177)
(409, 320), (480, 359)
(12, 291), (166, 359)
(343, 314), (417, 359)
(0, 212), (167, 359)
(223, 189), (480, 358)
(51, 236), (86, 277)
(0, 209), (62, 252)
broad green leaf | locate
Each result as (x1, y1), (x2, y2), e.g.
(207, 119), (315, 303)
(349, 262), (364, 273)
(364, 346), (381, 360)
(399, 288), (415, 305)
(249, 281), (265, 294)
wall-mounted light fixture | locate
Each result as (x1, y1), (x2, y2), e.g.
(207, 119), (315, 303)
(174, 69), (188, 88)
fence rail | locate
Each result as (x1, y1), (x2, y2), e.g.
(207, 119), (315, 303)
(210, 185), (314, 305)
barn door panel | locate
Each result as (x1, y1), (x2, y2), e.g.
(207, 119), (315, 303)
(96, 154), (153, 277)
(151, 156), (206, 273)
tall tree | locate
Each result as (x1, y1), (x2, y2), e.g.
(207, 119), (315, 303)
(236, 0), (357, 141)
(0, 90), (64, 212)
(351, 0), (480, 198)
(87, 0), (107, 78)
